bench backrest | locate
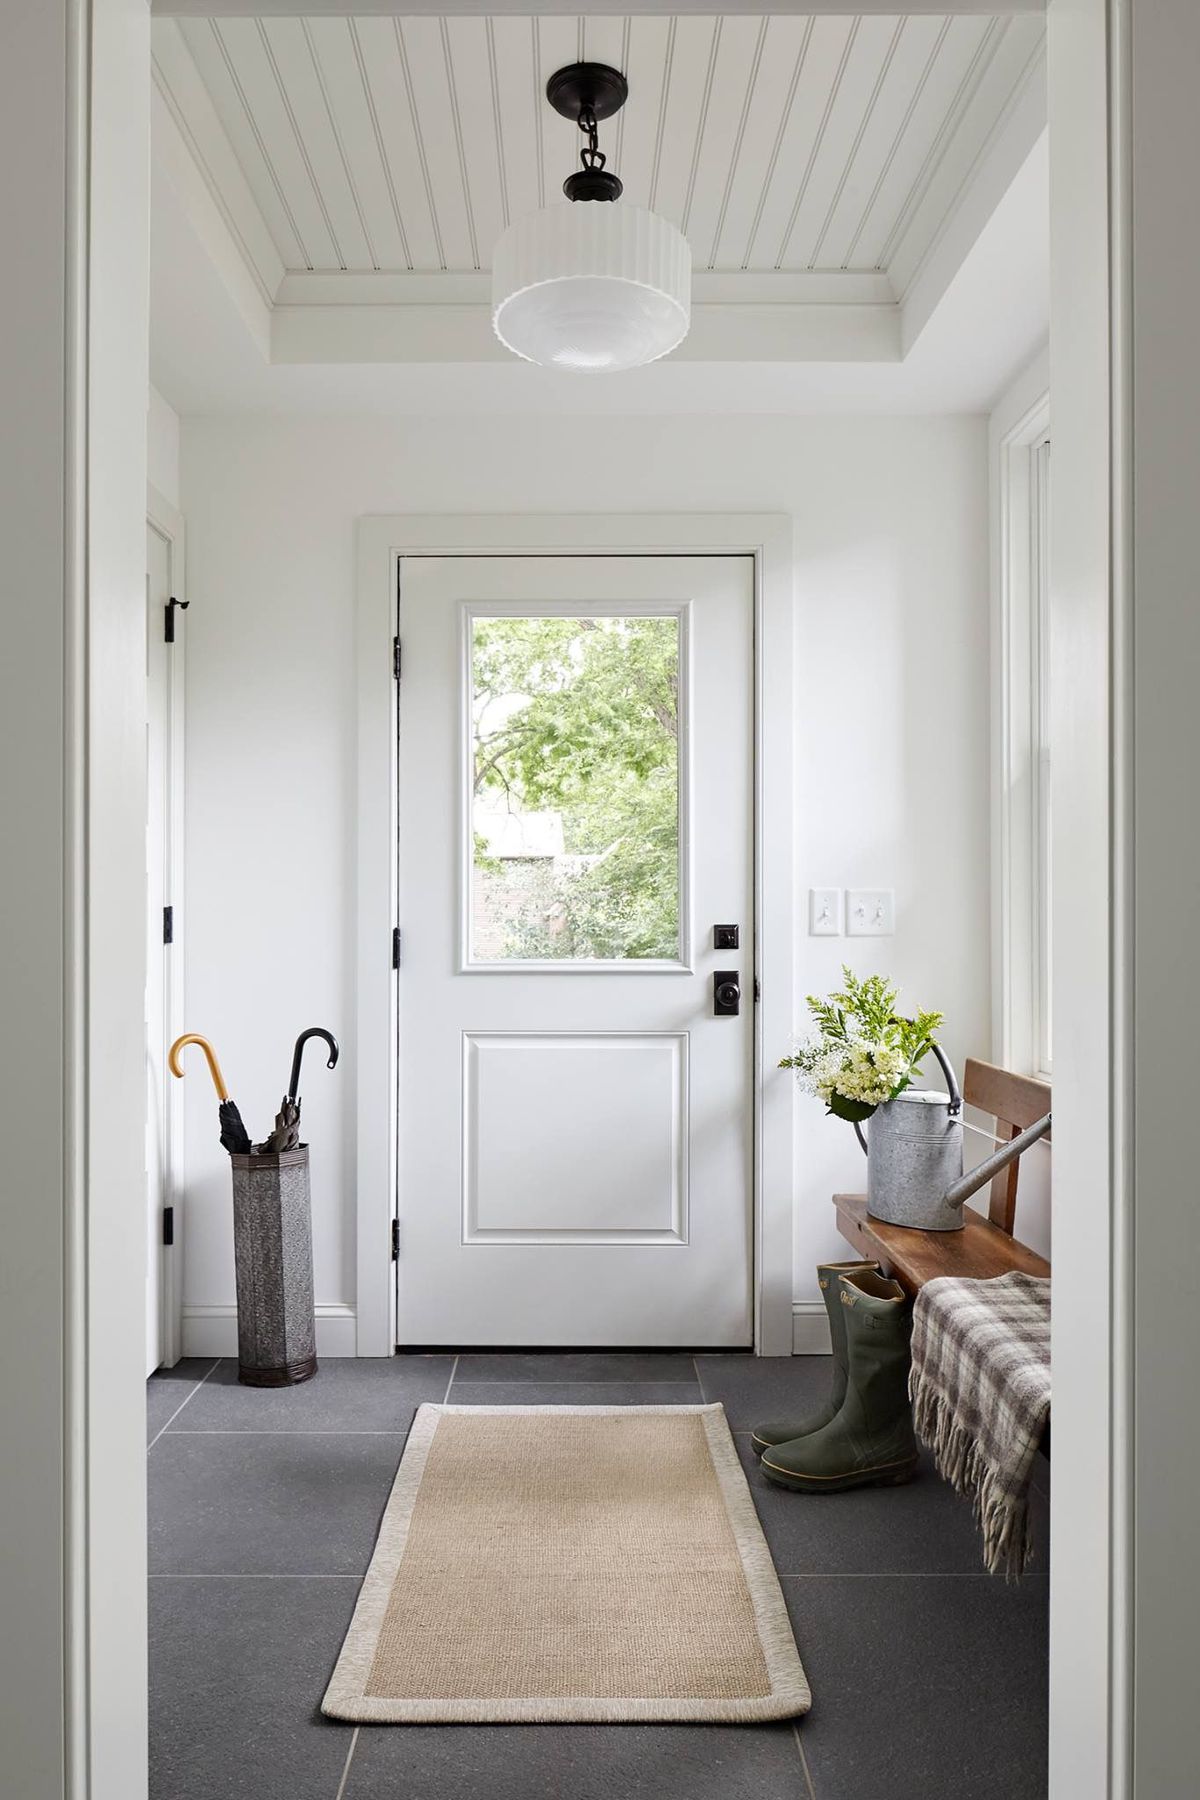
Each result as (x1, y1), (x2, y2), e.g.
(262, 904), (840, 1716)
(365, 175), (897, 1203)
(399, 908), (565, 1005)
(962, 1059), (1052, 1237)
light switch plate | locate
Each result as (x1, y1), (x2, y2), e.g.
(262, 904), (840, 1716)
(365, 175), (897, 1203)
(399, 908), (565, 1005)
(846, 888), (895, 936)
(808, 888), (842, 936)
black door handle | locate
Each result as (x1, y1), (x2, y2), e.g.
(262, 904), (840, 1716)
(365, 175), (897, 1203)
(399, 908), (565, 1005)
(714, 971), (741, 1016)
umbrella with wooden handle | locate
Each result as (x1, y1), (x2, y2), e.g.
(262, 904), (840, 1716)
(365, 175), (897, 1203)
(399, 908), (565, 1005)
(168, 1033), (252, 1155)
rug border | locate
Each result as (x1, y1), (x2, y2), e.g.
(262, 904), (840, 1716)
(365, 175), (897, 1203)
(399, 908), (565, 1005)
(321, 1401), (812, 1724)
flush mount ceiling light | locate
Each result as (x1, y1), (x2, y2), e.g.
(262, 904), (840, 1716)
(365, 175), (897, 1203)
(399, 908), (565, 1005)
(491, 62), (691, 374)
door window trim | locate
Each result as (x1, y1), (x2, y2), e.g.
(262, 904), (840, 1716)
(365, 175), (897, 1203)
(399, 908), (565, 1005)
(459, 598), (693, 974)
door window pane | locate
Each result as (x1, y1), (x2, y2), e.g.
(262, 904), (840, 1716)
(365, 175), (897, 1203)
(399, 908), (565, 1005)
(469, 614), (682, 963)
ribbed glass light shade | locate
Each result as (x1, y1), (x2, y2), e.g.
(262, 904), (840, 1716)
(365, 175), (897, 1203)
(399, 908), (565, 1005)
(492, 203), (691, 373)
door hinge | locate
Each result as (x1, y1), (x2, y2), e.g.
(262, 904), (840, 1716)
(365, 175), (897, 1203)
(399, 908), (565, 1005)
(163, 905), (174, 945)
(391, 1218), (400, 1261)
(393, 636), (402, 681)
(164, 596), (189, 643)
(754, 977), (761, 1002)
(392, 926), (402, 969)
(162, 1206), (175, 1247)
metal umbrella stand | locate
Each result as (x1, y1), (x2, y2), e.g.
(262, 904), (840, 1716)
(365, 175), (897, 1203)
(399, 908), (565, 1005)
(229, 1028), (339, 1389)
(230, 1145), (318, 1387)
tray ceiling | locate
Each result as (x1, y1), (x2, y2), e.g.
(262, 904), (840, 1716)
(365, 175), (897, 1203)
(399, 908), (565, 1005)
(151, 11), (1046, 365)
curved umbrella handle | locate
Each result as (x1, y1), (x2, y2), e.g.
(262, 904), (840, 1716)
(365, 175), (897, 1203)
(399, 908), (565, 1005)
(287, 1027), (339, 1103)
(168, 1033), (229, 1102)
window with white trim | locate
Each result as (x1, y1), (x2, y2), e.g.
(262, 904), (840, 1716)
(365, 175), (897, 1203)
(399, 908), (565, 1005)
(993, 383), (1052, 1080)
(1030, 433), (1052, 1075)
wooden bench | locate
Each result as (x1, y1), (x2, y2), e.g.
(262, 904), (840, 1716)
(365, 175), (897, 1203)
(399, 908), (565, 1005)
(833, 1058), (1051, 1300)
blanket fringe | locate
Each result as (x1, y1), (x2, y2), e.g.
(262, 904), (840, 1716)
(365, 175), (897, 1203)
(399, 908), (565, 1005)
(910, 1376), (1034, 1579)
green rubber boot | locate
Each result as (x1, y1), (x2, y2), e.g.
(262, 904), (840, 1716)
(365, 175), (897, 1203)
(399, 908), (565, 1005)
(760, 1269), (918, 1493)
(750, 1260), (881, 1456)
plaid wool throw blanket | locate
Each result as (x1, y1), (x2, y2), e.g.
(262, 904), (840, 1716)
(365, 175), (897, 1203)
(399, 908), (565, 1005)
(909, 1271), (1051, 1577)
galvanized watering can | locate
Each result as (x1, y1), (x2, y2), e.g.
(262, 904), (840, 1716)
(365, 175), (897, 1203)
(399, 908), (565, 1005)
(854, 1044), (1052, 1233)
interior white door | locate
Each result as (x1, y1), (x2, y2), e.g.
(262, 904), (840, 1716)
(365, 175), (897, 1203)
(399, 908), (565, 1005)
(396, 554), (754, 1347)
(145, 522), (172, 1375)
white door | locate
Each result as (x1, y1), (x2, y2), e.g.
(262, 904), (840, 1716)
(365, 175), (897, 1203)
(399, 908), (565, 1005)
(396, 554), (754, 1347)
(145, 521), (175, 1374)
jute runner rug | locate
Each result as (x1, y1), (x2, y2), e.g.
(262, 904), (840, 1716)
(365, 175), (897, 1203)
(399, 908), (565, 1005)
(323, 1403), (810, 1724)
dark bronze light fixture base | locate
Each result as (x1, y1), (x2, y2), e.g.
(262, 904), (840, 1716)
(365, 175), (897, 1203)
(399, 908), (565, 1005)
(545, 61), (629, 125)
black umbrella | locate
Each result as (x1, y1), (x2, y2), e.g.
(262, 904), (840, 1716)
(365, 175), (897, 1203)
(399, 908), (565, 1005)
(286, 1027), (340, 1122)
(253, 1097), (301, 1156)
(168, 1033), (252, 1155)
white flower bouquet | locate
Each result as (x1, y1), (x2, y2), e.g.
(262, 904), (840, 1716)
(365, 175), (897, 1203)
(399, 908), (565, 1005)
(780, 968), (944, 1124)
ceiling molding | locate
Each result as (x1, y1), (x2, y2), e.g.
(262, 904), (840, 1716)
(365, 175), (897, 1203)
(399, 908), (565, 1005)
(154, 5), (1045, 17)
(889, 15), (1045, 348)
(152, 21), (285, 305)
(273, 267), (896, 307)
(151, 79), (274, 357)
(270, 297), (901, 364)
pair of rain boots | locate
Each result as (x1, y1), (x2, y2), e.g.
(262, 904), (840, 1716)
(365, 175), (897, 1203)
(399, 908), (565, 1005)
(752, 1261), (919, 1493)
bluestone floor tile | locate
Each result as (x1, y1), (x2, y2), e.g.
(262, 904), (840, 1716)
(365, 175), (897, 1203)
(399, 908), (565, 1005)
(171, 1354), (453, 1434)
(739, 1438), (1049, 1576)
(343, 1721), (810, 1800)
(146, 1359), (218, 1443)
(786, 1573), (1049, 1799)
(149, 1431), (405, 1576)
(695, 1354), (832, 1429)
(445, 1381), (704, 1408)
(149, 1576), (356, 1800)
(451, 1351), (699, 1384)
(147, 1353), (1049, 1798)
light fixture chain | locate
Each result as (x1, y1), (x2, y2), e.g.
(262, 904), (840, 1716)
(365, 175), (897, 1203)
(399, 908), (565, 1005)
(578, 107), (606, 173)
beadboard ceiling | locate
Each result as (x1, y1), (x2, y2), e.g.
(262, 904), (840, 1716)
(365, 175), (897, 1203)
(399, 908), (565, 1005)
(150, 12), (1046, 367)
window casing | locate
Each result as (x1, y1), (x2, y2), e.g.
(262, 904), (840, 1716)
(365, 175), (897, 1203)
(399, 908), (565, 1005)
(992, 380), (1052, 1081)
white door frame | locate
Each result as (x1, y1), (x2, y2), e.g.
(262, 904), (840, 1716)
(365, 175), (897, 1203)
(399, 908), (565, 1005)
(355, 514), (796, 1359)
(146, 486), (187, 1370)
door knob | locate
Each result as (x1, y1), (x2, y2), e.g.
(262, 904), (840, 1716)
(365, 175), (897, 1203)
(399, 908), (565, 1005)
(714, 971), (741, 1016)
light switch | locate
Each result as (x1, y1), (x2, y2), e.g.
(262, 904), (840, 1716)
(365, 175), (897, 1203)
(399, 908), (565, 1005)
(846, 888), (895, 936)
(809, 888), (842, 936)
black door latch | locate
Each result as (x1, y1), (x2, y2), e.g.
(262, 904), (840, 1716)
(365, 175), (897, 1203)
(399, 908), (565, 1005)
(714, 970), (741, 1016)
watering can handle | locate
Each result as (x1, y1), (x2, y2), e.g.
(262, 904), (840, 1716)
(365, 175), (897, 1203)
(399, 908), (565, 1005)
(930, 1041), (963, 1116)
(852, 1040), (961, 1157)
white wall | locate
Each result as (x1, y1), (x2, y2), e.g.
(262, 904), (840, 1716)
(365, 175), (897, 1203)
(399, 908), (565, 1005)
(2, 6), (75, 1789)
(2, 3), (150, 1797)
(148, 382), (180, 509)
(178, 412), (990, 1346)
(1126, 1), (1200, 1784)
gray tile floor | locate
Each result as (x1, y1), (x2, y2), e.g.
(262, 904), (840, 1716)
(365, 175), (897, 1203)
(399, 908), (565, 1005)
(148, 1353), (1049, 1800)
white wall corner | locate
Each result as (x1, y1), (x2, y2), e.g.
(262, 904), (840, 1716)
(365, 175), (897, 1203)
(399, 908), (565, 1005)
(897, 21), (1047, 355)
(150, 39), (278, 359)
(792, 1303), (833, 1356)
(182, 1304), (358, 1359)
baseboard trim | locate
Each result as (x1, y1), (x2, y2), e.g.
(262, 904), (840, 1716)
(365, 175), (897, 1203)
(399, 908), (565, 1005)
(181, 1302), (358, 1359)
(792, 1302), (832, 1355)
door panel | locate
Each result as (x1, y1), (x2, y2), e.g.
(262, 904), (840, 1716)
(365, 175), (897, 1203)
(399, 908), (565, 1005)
(463, 1031), (688, 1243)
(396, 555), (754, 1347)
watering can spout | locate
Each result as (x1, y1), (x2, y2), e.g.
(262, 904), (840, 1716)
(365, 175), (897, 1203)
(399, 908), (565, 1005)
(941, 1111), (1052, 1212)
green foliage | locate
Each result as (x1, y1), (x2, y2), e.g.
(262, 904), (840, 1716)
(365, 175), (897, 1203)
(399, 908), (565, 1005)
(800, 968), (944, 1078)
(472, 615), (679, 960)
(778, 967), (945, 1121)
